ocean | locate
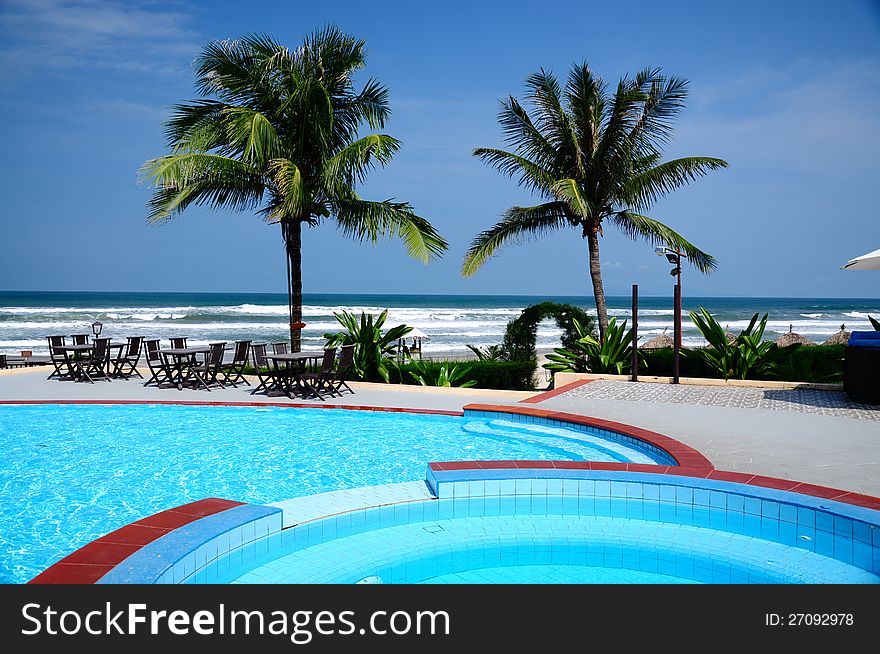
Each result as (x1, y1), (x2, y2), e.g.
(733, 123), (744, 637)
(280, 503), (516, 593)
(0, 291), (877, 356)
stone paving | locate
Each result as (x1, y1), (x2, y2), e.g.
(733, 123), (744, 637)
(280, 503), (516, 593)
(558, 381), (880, 422)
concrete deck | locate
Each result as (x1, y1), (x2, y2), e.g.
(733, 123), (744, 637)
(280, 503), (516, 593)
(1, 368), (877, 496)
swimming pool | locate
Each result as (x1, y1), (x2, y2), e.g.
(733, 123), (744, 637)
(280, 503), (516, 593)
(0, 403), (674, 583)
(195, 468), (879, 585)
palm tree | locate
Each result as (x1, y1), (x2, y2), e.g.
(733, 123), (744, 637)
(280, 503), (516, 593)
(141, 28), (447, 350)
(462, 64), (727, 339)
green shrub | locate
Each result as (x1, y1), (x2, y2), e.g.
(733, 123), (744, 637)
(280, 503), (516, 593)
(544, 317), (639, 375)
(683, 308), (797, 380)
(640, 345), (844, 383)
(390, 359), (536, 391)
(323, 310), (411, 382)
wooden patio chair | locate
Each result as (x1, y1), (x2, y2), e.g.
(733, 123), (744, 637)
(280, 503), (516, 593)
(112, 336), (144, 379)
(46, 335), (71, 380)
(249, 343), (278, 395)
(218, 339), (251, 387)
(143, 339), (172, 387)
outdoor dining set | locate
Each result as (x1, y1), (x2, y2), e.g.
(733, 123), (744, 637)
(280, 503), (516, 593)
(38, 334), (355, 401)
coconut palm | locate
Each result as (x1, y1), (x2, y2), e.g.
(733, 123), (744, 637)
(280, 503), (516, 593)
(463, 64), (727, 339)
(141, 29), (447, 350)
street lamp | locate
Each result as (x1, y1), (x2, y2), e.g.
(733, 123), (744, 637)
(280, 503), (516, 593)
(91, 320), (103, 339)
(655, 246), (683, 384)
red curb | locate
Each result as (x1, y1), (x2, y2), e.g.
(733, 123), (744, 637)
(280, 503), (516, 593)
(0, 399), (464, 417)
(519, 379), (594, 404)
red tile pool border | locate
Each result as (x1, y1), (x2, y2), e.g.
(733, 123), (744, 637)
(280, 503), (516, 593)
(29, 498), (244, 584)
(519, 379), (594, 404)
(427, 461), (880, 512)
(463, 403), (714, 471)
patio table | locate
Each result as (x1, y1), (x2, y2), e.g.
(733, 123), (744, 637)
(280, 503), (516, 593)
(266, 352), (323, 398)
(56, 344), (95, 382)
(159, 347), (211, 390)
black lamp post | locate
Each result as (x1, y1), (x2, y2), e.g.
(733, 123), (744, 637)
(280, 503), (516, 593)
(656, 247), (683, 384)
(91, 320), (103, 339)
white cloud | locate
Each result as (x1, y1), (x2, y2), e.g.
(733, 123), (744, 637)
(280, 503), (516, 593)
(671, 57), (880, 174)
(0, 0), (200, 77)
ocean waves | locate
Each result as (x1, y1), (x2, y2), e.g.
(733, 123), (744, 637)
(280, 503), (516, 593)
(1, 293), (877, 356)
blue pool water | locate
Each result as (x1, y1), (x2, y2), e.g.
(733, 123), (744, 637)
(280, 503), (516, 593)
(215, 495), (879, 585)
(0, 404), (669, 583)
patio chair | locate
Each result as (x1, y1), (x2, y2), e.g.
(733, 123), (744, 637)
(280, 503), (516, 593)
(299, 347), (338, 400)
(189, 342), (226, 391)
(249, 343), (278, 395)
(112, 336), (144, 379)
(326, 344), (356, 395)
(218, 339), (251, 387)
(170, 337), (188, 349)
(0, 354), (6, 369)
(46, 335), (70, 380)
(272, 341), (289, 355)
(70, 334), (90, 345)
(78, 338), (112, 383)
(143, 339), (172, 387)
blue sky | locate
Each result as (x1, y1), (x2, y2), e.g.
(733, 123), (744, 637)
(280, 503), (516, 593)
(1, 0), (878, 298)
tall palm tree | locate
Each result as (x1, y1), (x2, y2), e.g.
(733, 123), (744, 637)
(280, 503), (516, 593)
(141, 28), (447, 350)
(462, 64), (727, 339)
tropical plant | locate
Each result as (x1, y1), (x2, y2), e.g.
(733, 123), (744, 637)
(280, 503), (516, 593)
(501, 302), (596, 361)
(684, 308), (798, 380)
(323, 310), (411, 382)
(543, 317), (638, 374)
(406, 359), (477, 388)
(465, 344), (506, 361)
(141, 29), (447, 351)
(462, 64), (727, 339)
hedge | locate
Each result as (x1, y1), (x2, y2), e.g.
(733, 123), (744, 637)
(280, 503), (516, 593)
(390, 359), (537, 391)
(639, 345), (844, 383)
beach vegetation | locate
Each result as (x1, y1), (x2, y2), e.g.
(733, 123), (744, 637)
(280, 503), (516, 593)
(141, 29), (447, 351)
(391, 359), (536, 391)
(323, 310), (411, 382)
(683, 308), (798, 380)
(543, 316), (638, 374)
(405, 359), (477, 388)
(463, 64), (726, 340)
(501, 301), (595, 361)
(465, 344), (506, 361)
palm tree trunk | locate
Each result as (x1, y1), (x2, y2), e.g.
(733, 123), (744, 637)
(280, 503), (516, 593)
(282, 220), (303, 352)
(586, 226), (609, 340)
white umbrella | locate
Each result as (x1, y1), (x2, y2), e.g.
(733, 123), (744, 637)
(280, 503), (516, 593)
(407, 327), (430, 339)
(842, 248), (880, 270)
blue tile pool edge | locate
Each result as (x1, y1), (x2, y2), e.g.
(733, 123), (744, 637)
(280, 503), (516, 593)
(97, 504), (282, 584)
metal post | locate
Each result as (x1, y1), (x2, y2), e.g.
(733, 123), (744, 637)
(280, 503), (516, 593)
(673, 283), (681, 384)
(631, 283), (639, 382)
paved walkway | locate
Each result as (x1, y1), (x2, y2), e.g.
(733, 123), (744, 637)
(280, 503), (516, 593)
(1, 369), (878, 497)
(557, 380), (880, 421)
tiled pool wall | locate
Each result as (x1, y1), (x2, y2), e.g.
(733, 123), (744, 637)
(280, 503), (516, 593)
(195, 468), (880, 584)
(462, 404), (713, 469)
(465, 409), (677, 466)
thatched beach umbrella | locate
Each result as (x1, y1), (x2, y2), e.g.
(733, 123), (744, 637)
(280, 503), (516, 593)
(822, 324), (850, 346)
(777, 324), (815, 347)
(724, 325), (737, 344)
(642, 328), (674, 349)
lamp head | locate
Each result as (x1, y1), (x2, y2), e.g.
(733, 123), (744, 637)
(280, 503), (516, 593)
(665, 252), (680, 265)
(91, 320), (103, 337)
